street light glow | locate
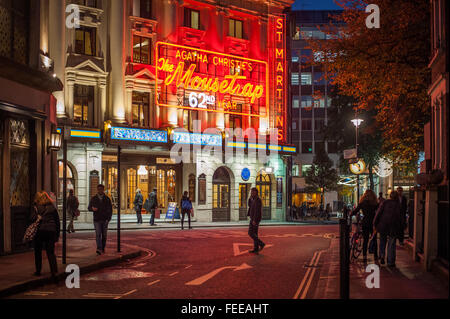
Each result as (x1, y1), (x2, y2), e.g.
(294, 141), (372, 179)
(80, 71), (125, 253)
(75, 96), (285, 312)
(351, 119), (364, 127)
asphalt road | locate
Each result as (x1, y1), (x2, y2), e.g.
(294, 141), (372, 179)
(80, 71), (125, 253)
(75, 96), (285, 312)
(9, 225), (338, 299)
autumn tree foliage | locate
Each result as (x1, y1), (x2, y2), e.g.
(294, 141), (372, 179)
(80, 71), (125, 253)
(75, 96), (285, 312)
(323, 87), (383, 190)
(304, 147), (340, 205)
(308, 0), (430, 167)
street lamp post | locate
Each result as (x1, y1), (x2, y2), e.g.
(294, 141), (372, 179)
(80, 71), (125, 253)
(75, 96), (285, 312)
(351, 118), (363, 203)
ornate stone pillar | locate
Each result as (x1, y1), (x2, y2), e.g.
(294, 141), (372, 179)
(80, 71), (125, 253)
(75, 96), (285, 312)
(49, 0), (66, 117)
(125, 79), (135, 125)
(66, 73), (76, 120)
(98, 79), (107, 127)
(110, 0), (126, 123)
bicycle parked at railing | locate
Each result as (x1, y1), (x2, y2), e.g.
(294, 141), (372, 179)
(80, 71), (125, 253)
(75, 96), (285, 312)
(349, 212), (364, 262)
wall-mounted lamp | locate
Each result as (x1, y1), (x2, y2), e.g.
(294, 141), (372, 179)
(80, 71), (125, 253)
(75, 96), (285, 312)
(47, 131), (62, 153)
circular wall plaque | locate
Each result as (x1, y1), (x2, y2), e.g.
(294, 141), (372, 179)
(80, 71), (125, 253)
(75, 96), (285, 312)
(241, 168), (251, 181)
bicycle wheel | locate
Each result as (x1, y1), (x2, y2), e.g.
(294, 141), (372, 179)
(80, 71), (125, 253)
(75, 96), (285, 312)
(352, 233), (363, 259)
(349, 234), (357, 262)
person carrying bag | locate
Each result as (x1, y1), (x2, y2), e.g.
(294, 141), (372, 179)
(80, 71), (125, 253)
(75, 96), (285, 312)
(180, 191), (193, 230)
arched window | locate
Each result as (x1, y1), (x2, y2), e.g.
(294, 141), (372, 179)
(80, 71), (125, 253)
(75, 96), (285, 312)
(256, 171), (271, 220)
(212, 167), (231, 222)
(57, 160), (76, 206)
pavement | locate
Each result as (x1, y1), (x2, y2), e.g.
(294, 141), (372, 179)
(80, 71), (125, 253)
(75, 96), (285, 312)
(71, 216), (339, 231)
(0, 237), (143, 298)
(314, 236), (449, 299)
(3, 224), (447, 299)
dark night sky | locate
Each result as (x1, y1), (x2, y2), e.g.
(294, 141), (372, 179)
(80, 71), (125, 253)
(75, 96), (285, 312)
(292, 0), (341, 10)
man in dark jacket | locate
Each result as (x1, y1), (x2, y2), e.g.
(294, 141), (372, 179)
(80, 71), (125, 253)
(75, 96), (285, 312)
(88, 184), (113, 255)
(147, 188), (158, 226)
(374, 191), (403, 267)
(397, 187), (408, 244)
(134, 189), (144, 224)
(247, 187), (265, 254)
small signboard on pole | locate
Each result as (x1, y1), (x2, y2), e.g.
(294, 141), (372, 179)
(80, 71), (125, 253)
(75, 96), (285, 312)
(344, 148), (357, 160)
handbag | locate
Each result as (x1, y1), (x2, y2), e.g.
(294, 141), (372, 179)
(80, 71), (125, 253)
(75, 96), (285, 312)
(74, 209), (80, 217)
(368, 233), (377, 254)
(23, 215), (42, 243)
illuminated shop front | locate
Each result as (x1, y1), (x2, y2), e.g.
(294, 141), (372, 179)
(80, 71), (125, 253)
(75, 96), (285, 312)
(52, 0), (295, 223)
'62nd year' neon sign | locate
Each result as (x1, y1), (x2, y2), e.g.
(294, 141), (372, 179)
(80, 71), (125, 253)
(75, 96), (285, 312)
(155, 42), (269, 118)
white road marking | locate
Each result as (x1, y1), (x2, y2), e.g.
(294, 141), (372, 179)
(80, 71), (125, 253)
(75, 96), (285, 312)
(24, 291), (54, 296)
(293, 251), (318, 299)
(114, 289), (138, 299)
(83, 293), (122, 298)
(300, 250), (325, 299)
(184, 264), (193, 269)
(186, 263), (252, 286)
(169, 271), (179, 276)
(147, 279), (161, 286)
(233, 243), (274, 256)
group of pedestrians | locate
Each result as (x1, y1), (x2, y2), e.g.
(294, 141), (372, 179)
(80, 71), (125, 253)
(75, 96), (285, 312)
(292, 203), (332, 222)
(134, 188), (158, 226)
(29, 184), (267, 279)
(351, 187), (409, 267)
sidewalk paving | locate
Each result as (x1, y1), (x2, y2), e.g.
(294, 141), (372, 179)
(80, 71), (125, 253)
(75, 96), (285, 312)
(0, 238), (142, 298)
(70, 217), (339, 231)
(315, 237), (449, 299)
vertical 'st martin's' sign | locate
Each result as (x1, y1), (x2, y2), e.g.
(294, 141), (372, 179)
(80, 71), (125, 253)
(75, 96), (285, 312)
(271, 15), (287, 142)
(155, 42), (269, 118)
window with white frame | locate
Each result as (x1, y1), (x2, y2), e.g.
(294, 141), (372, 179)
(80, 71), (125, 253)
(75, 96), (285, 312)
(301, 73), (312, 85)
(291, 73), (299, 85)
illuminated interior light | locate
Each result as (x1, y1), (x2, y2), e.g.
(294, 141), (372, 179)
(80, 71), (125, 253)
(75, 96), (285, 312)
(138, 166), (148, 176)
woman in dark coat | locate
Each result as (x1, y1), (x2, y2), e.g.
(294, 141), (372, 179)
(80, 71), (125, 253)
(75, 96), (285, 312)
(351, 189), (379, 262)
(180, 191), (193, 230)
(374, 191), (403, 267)
(31, 191), (60, 281)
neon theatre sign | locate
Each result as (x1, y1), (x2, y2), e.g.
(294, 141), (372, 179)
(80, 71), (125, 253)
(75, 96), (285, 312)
(155, 42), (269, 118)
(270, 15), (287, 142)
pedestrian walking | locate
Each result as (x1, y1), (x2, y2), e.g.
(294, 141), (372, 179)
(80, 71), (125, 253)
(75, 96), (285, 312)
(134, 189), (144, 224)
(325, 203), (332, 221)
(247, 187), (265, 254)
(396, 187), (408, 245)
(31, 191), (60, 283)
(374, 191), (403, 267)
(180, 191), (193, 230)
(301, 203), (307, 220)
(292, 204), (298, 221)
(318, 204), (324, 222)
(378, 192), (385, 205)
(146, 188), (158, 226)
(88, 184), (113, 255)
(67, 189), (79, 233)
(351, 190), (379, 262)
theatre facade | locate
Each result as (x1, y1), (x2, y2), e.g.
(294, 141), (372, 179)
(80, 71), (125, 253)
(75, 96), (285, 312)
(52, 0), (295, 223)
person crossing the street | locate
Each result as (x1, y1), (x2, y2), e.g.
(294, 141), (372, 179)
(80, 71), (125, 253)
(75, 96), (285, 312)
(248, 187), (265, 254)
(88, 184), (113, 255)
